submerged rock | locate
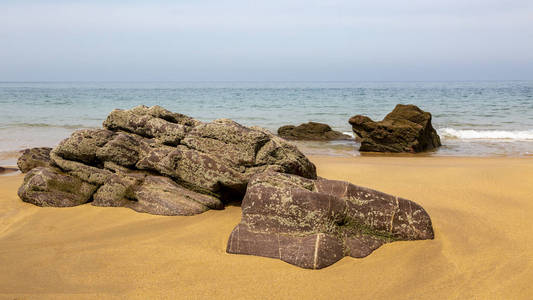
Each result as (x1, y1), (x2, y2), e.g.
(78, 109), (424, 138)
(349, 104), (441, 153)
(17, 105), (316, 215)
(278, 122), (351, 141)
(226, 171), (434, 269)
(17, 147), (52, 173)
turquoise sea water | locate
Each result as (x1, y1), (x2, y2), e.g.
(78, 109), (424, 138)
(1, 81), (532, 164)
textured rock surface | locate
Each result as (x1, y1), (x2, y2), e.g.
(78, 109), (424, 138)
(17, 105), (317, 215)
(278, 122), (351, 141)
(227, 171), (434, 269)
(17, 147), (52, 173)
(349, 104), (441, 153)
(18, 167), (97, 207)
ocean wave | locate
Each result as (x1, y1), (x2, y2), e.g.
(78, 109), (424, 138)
(0, 123), (91, 130)
(342, 131), (355, 138)
(439, 128), (533, 140)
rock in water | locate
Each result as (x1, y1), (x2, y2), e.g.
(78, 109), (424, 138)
(17, 147), (52, 173)
(349, 104), (441, 153)
(17, 105), (317, 215)
(278, 122), (351, 141)
(226, 171), (434, 269)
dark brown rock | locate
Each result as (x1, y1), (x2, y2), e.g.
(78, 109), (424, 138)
(17, 147), (52, 173)
(278, 122), (351, 141)
(349, 104), (441, 153)
(227, 171), (434, 269)
(17, 105), (317, 215)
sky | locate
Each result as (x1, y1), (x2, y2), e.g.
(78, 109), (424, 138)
(1, 0), (532, 81)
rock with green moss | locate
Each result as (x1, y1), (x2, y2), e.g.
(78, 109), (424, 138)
(226, 171), (434, 269)
(93, 172), (223, 216)
(349, 104), (441, 153)
(18, 167), (97, 207)
(17, 105), (317, 215)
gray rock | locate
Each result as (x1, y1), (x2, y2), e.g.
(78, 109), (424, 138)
(93, 172), (223, 216)
(17, 105), (317, 215)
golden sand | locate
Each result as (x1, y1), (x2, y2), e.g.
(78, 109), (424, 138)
(1, 156), (532, 299)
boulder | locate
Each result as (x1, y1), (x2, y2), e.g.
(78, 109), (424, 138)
(17, 147), (52, 173)
(18, 167), (97, 207)
(227, 171), (434, 269)
(17, 105), (317, 215)
(278, 122), (351, 141)
(349, 104), (441, 153)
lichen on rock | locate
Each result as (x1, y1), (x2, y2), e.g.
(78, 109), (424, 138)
(17, 105), (317, 215)
(226, 171), (434, 269)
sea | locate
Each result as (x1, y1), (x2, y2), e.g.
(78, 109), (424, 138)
(1, 81), (532, 165)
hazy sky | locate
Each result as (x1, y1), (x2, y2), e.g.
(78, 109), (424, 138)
(1, 0), (532, 81)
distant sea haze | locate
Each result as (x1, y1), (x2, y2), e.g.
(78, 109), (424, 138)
(1, 81), (532, 164)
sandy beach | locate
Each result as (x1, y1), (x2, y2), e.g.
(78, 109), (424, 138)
(0, 156), (531, 299)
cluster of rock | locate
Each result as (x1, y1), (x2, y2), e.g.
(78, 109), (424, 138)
(18, 105), (316, 215)
(277, 122), (351, 141)
(17, 105), (434, 269)
(349, 104), (441, 153)
(277, 104), (441, 153)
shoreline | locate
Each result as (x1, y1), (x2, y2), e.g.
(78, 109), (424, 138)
(1, 155), (532, 299)
(2, 139), (533, 168)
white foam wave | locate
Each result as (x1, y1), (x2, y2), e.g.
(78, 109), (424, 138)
(342, 131), (355, 138)
(439, 128), (533, 140)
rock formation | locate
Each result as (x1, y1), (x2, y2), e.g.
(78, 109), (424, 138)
(278, 122), (351, 141)
(349, 104), (441, 153)
(18, 105), (316, 215)
(227, 171), (434, 269)
(17, 105), (434, 269)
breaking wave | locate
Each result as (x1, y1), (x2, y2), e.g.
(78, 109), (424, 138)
(439, 128), (533, 140)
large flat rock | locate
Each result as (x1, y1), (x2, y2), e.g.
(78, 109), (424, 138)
(227, 171), (434, 269)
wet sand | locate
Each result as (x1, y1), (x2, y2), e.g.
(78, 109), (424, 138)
(1, 156), (532, 299)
